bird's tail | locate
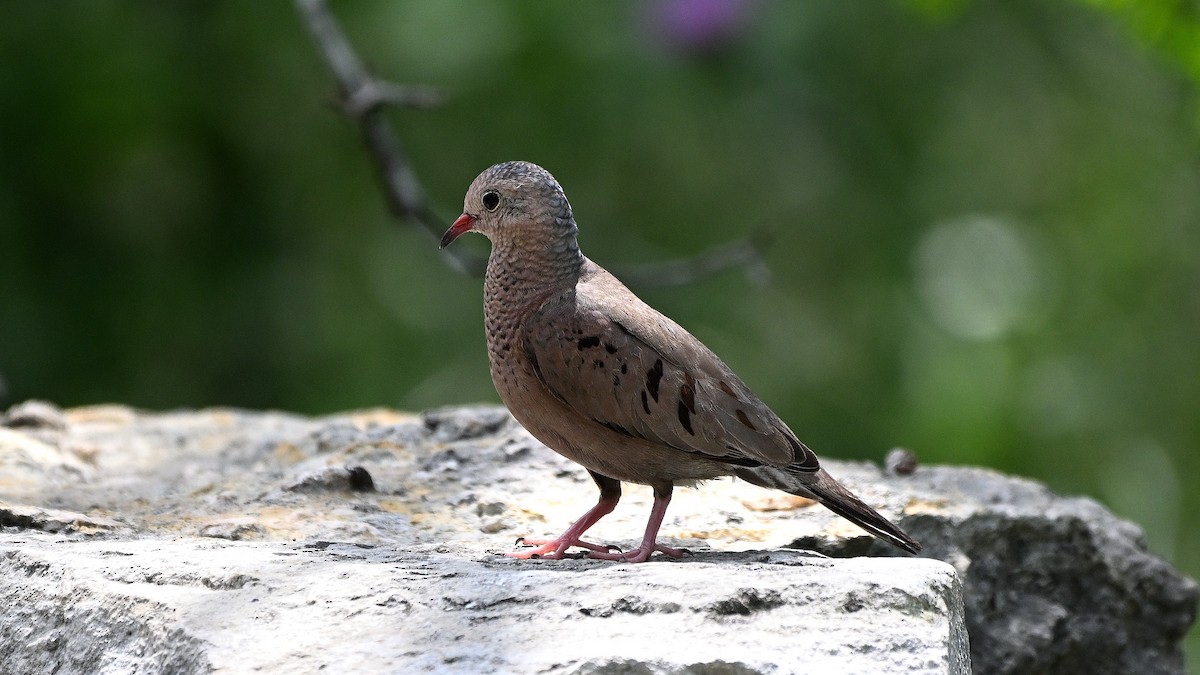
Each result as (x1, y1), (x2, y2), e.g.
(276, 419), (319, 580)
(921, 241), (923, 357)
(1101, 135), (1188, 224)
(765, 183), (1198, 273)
(736, 466), (921, 554)
(802, 470), (921, 553)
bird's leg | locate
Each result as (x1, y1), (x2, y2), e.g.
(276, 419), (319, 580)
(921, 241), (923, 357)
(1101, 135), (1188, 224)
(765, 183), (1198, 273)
(587, 483), (684, 563)
(508, 471), (622, 559)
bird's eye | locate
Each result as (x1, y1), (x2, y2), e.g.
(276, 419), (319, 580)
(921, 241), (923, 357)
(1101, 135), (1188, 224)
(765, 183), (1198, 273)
(482, 191), (500, 212)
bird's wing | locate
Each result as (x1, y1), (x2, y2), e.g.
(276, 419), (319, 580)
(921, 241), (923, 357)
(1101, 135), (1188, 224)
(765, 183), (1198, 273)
(521, 260), (819, 471)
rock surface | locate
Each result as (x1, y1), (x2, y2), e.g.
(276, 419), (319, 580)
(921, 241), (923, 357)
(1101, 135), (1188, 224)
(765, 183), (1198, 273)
(0, 401), (1195, 673)
(0, 537), (965, 674)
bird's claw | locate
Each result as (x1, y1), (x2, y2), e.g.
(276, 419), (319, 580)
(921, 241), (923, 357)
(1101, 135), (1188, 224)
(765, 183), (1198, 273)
(507, 535), (619, 560)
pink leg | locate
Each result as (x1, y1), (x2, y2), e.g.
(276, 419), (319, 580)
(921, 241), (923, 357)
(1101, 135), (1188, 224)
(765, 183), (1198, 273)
(586, 484), (683, 563)
(508, 471), (622, 560)
(506, 495), (619, 559)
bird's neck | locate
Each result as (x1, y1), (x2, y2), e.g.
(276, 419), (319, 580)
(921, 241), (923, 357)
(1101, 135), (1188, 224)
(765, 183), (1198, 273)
(484, 233), (584, 314)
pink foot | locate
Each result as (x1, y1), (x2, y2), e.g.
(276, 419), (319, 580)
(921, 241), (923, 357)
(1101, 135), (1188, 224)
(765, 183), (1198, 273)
(503, 483), (682, 564)
(506, 536), (621, 560)
(586, 541), (686, 563)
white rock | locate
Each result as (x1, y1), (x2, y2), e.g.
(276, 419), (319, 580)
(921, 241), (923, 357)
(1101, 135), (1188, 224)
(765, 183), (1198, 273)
(3, 403), (1193, 674)
(0, 535), (967, 674)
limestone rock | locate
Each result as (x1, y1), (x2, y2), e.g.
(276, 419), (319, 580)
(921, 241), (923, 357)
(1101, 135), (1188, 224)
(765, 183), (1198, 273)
(1, 402), (1195, 673)
(0, 538), (967, 674)
(791, 464), (1199, 675)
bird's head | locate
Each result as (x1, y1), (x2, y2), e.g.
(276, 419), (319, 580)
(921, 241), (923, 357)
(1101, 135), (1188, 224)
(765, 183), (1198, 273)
(440, 161), (576, 249)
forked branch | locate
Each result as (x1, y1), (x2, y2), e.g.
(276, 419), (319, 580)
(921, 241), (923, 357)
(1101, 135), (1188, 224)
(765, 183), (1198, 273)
(294, 0), (768, 286)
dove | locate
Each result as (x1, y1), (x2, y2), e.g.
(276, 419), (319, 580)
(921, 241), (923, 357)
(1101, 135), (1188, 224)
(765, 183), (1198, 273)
(440, 161), (920, 562)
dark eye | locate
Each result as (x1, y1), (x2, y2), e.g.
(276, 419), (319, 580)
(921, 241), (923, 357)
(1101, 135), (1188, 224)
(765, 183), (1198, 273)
(482, 191), (500, 212)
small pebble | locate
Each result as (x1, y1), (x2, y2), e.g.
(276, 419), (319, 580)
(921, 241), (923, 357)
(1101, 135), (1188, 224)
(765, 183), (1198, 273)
(347, 466), (375, 492)
(885, 447), (918, 476)
(476, 501), (506, 517)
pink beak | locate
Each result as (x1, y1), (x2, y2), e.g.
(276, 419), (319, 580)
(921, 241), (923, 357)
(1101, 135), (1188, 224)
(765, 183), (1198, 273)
(440, 213), (477, 249)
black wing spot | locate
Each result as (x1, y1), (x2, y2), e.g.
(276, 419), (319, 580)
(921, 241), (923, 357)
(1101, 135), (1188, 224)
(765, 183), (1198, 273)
(677, 401), (695, 435)
(735, 409), (757, 431)
(641, 390), (651, 415)
(620, 363), (628, 374)
(577, 336), (601, 350)
(604, 342), (618, 354)
(718, 380), (739, 400)
(646, 359), (663, 402)
(612, 374), (621, 386)
(593, 359), (605, 369)
(680, 377), (696, 415)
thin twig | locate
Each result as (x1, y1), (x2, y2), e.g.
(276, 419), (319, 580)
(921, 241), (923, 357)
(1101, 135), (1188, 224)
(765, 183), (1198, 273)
(293, 0), (770, 286)
(614, 234), (772, 288)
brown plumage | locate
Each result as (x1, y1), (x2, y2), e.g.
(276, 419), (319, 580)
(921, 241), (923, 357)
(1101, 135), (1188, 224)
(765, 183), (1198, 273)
(441, 161), (920, 562)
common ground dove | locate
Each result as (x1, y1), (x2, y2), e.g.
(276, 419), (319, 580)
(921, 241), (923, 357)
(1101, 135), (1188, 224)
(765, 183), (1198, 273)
(441, 161), (920, 562)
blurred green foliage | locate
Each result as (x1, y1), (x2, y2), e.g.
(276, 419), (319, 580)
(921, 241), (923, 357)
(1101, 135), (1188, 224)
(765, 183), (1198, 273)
(1, 0), (1197, 664)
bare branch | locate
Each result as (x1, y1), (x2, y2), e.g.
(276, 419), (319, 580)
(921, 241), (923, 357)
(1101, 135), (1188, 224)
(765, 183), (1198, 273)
(294, 0), (485, 276)
(613, 234), (772, 289)
(293, 0), (770, 286)
(343, 82), (445, 117)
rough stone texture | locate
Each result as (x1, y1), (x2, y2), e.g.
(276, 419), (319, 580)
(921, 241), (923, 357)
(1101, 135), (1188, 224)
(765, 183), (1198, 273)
(0, 401), (1195, 674)
(806, 470), (1199, 675)
(0, 538), (965, 674)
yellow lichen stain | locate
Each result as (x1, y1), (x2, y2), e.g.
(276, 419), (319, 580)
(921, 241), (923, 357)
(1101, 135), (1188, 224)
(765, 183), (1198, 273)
(323, 441), (415, 465)
(674, 527), (770, 542)
(208, 409), (239, 428)
(513, 508), (548, 523)
(264, 505), (363, 540)
(407, 511), (462, 531)
(65, 404), (138, 427)
(340, 408), (421, 428)
(378, 494), (462, 530)
(273, 442), (306, 464)
(375, 441), (417, 459)
(903, 497), (952, 514)
(740, 494), (817, 512)
(137, 504), (350, 541)
(377, 498), (416, 514)
(254, 504), (331, 527)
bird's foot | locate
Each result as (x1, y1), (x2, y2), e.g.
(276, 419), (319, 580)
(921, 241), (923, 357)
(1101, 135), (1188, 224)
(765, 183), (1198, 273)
(506, 536), (621, 560)
(586, 542), (686, 563)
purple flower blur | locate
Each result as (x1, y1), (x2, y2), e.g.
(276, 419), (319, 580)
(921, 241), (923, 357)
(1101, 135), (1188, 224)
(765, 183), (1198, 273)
(645, 0), (757, 54)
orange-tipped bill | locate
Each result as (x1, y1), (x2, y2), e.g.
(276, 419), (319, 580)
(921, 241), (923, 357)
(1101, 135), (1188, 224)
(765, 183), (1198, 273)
(440, 213), (476, 249)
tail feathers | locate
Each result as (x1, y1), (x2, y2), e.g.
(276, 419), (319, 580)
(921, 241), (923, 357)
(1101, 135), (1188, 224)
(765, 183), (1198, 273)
(733, 466), (921, 553)
(802, 471), (921, 554)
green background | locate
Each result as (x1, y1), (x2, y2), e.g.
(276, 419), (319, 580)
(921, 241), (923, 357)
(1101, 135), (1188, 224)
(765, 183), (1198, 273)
(1, 0), (1197, 666)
